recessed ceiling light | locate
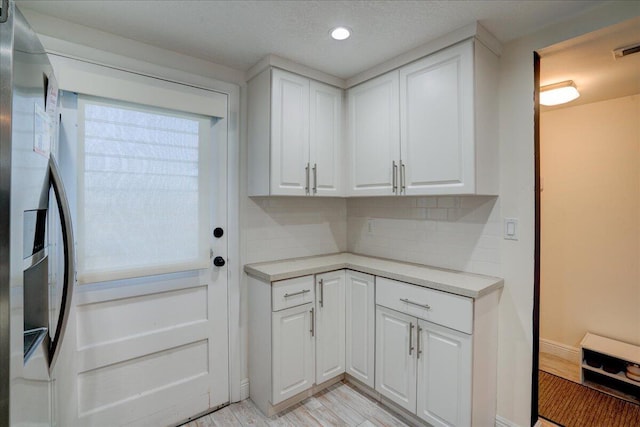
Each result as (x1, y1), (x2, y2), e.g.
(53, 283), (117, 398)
(330, 26), (351, 41)
(540, 80), (580, 106)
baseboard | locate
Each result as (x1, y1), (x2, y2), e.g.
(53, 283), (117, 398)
(495, 414), (522, 427)
(539, 338), (580, 364)
(239, 378), (250, 401)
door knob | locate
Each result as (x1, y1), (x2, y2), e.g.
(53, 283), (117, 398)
(213, 256), (226, 267)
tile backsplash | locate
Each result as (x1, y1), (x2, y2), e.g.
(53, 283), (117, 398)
(244, 195), (502, 277)
(347, 196), (502, 277)
(244, 197), (347, 263)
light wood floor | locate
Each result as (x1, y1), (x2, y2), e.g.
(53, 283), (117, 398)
(182, 356), (578, 427)
(183, 382), (410, 427)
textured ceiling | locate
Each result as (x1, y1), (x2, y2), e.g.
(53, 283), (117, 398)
(17, 0), (608, 79)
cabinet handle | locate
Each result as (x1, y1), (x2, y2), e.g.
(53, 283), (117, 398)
(319, 278), (324, 308)
(409, 322), (415, 355)
(305, 163), (310, 194)
(417, 325), (422, 359)
(284, 289), (310, 298)
(400, 298), (431, 310)
(400, 161), (406, 194)
(392, 161), (398, 194)
(310, 307), (315, 337)
(312, 163), (317, 194)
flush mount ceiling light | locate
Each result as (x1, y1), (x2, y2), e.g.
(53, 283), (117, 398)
(330, 26), (351, 41)
(540, 80), (580, 106)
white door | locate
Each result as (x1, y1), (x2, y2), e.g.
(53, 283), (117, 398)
(416, 320), (472, 427)
(272, 303), (315, 405)
(309, 81), (343, 196)
(400, 41), (474, 195)
(53, 92), (230, 427)
(348, 71), (400, 196)
(315, 270), (346, 384)
(375, 305), (417, 412)
(271, 69), (310, 195)
(345, 270), (375, 388)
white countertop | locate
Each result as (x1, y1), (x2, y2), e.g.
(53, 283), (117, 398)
(244, 253), (503, 299)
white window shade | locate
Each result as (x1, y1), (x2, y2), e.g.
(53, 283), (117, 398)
(77, 96), (211, 284)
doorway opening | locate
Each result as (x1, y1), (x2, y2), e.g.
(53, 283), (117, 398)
(533, 17), (640, 427)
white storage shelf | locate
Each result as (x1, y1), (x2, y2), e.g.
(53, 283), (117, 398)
(580, 333), (640, 404)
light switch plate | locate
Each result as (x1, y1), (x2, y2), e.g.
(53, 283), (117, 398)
(504, 218), (518, 240)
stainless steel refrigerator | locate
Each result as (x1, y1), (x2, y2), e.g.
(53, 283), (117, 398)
(1, 1), (75, 425)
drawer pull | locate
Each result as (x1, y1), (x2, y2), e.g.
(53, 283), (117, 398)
(400, 298), (431, 310)
(284, 289), (311, 298)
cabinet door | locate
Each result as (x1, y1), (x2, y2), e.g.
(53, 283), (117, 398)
(315, 270), (346, 384)
(271, 69), (310, 195)
(399, 40), (474, 195)
(272, 303), (315, 404)
(347, 71), (400, 196)
(345, 271), (375, 388)
(375, 305), (416, 412)
(416, 320), (472, 427)
(310, 81), (343, 196)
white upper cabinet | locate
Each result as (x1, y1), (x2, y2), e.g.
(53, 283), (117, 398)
(400, 42), (473, 195)
(310, 81), (343, 196)
(347, 71), (400, 196)
(271, 70), (310, 195)
(347, 38), (498, 196)
(248, 68), (343, 196)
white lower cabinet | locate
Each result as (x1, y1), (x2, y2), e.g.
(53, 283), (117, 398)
(416, 320), (472, 427)
(249, 265), (499, 424)
(248, 271), (346, 415)
(315, 270), (346, 384)
(375, 305), (472, 426)
(375, 306), (417, 411)
(375, 277), (497, 427)
(345, 271), (375, 387)
(272, 303), (315, 404)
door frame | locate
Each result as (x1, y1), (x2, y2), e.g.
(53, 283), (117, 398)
(531, 51), (541, 427)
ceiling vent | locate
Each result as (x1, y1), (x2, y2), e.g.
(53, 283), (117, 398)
(613, 43), (640, 59)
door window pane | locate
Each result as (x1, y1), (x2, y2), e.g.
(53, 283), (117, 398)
(77, 96), (211, 283)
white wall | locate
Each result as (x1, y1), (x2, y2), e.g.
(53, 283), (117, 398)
(347, 196), (501, 277)
(540, 95), (640, 348)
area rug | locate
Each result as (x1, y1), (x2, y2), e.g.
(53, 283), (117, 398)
(539, 371), (640, 426)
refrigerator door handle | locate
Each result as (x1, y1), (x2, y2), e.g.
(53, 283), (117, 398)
(48, 155), (75, 372)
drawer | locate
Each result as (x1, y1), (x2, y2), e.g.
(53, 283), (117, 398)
(376, 277), (473, 334)
(272, 275), (315, 312)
